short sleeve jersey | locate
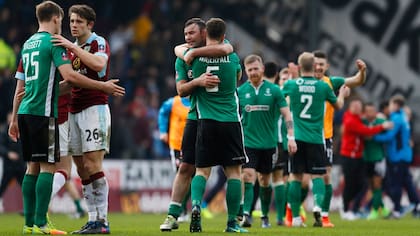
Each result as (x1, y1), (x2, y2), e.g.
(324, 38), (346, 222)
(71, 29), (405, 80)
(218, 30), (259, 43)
(69, 32), (110, 113)
(237, 80), (288, 148)
(192, 52), (241, 122)
(282, 76), (337, 144)
(175, 54), (196, 120)
(322, 76), (345, 139)
(18, 32), (70, 118)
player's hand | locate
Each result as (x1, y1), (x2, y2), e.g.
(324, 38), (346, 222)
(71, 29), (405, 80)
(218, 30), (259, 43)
(288, 139), (297, 155)
(382, 121), (393, 130)
(8, 151), (19, 161)
(197, 72), (220, 88)
(160, 133), (169, 143)
(184, 50), (195, 65)
(355, 59), (366, 72)
(51, 34), (76, 51)
(339, 85), (351, 98)
(102, 79), (125, 97)
(16, 90), (25, 102)
(8, 121), (19, 142)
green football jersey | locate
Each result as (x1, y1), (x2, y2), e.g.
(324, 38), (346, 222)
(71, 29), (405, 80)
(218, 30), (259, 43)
(282, 76), (337, 144)
(237, 80), (288, 148)
(192, 52), (241, 122)
(329, 76), (345, 91)
(175, 56), (197, 120)
(18, 32), (70, 117)
(363, 117), (386, 162)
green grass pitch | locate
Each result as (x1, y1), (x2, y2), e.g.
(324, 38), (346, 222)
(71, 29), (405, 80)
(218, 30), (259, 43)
(0, 212), (419, 235)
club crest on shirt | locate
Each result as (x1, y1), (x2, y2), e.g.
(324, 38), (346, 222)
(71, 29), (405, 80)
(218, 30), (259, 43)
(187, 69), (193, 79)
(61, 51), (69, 61)
(264, 88), (272, 96)
(72, 57), (81, 70)
(245, 93), (251, 99)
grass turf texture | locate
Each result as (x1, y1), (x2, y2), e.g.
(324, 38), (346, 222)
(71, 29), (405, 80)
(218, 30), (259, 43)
(0, 212), (418, 235)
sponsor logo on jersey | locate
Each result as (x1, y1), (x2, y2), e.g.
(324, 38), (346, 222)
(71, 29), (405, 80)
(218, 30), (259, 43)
(245, 104), (270, 112)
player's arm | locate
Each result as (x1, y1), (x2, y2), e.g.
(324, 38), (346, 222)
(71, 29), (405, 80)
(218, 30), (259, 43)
(58, 64), (125, 96)
(331, 85), (350, 110)
(280, 106), (297, 155)
(174, 43), (189, 59)
(344, 59), (366, 88)
(8, 60), (25, 142)
(158, 98), (174, 143)
(8, 79), (25, 142)
(52, 34), (107, 72)
(184, 44), (233, 65)
(177, 72), (220, 97)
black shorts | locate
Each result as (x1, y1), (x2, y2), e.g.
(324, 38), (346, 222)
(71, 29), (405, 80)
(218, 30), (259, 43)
(273, 142), (288, 172)
(243, 147), (276, 174)
(195, 119), (247, 168)
(181, 119), (197, 165)
(18, 114), (60, 163)
(324, 138), (333, 166)
(290, 140), (326, 175)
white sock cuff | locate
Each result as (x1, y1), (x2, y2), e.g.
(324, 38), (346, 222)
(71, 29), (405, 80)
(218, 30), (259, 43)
(169, 201), (182, 207)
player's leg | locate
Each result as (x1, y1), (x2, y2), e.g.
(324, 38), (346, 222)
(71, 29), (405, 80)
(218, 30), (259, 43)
(201, 166), (226, 219)
(241, 147), (258, 227)
(22, 116), (66, 234)
(256, 148), (276, 228)
(224, 165), (246, 232)
(287, 140), (304, 227)
(272, 146), (287, 226)
(308, 143), (327, 227)
(69, 110), (97, 232)
(190, 167), (211, 233)
(72, 105), (111, 234)
(161, 120), (197, 231)
(321, 138), (334, 227)
(64, 179), (86, 218)
(51, 120), (71, 198)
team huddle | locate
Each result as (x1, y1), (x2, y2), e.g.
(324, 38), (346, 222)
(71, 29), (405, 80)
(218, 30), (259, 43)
(158, 16), (418, 233)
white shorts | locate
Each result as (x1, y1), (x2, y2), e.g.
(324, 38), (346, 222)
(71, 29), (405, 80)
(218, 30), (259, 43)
(69, 104), (111, 156)
(59, 120), (70, 156)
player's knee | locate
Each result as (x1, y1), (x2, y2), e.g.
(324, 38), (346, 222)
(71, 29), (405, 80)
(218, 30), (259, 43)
(178, 163), (195, 176)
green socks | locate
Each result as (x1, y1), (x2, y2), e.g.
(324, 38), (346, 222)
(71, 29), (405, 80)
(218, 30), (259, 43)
(287, 181), (301, 217)
(243, 182), (254, 215)
(372, 188), (383, 210)
(312, 178), (325, 210)
(191, 175), (207, 206)
(321, 184), (333, 213)
(274, 184), (286, 221)
(34, 172), (54, 226)
(226, 179), (242, 222)
(168, 202), (182, 219)
(22, 174), (38, 227)
(259, 186), (272, 217)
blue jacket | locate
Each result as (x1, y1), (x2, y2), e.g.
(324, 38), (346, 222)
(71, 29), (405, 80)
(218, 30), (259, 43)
(373, 109), (412, 163)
